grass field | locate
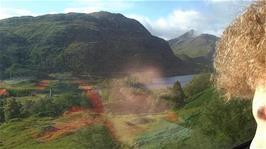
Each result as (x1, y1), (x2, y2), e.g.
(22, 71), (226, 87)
(0, 78), (255, 149)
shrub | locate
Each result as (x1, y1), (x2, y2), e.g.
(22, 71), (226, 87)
(198, 96), (255, 148)
(0, 99), (5, 123)
(52, 81), (80, 94)
(172, 81), (185, 106)
(7, 88), (34, 97)
(3, 98), (22, 121)
(19, 93), (92, 118)
(31, 97), (59, 117)
(183, 73), (211, 98)
(20, 100), (34, 117)
(53, 93), (91, 112)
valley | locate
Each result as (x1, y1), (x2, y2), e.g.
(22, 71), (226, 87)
(0, 6), (256, 149)
(0, 72), (255, 149)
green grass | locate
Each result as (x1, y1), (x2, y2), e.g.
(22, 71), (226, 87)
(0, 116), (119, 149)
(134, 120), (191, 149)
(0, 117), (53, 149)
(173, 87), (254, 149)
(0, 79), (36, 90)
(176, 88), (216, 125)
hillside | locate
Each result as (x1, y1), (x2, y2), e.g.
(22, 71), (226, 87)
(168, 30), (219, 63)
(0, 75), (256, 149)
(0, 12), (198, 79)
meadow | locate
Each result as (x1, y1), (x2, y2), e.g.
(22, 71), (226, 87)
(0, 73), (256, 149)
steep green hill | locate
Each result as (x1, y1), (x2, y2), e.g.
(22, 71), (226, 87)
(0, 12), (198, 79)
(168, 30), (219, 62)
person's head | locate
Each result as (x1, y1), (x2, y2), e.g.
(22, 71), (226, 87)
(214, 1), (266, 148)
(214, 1), (266, 99)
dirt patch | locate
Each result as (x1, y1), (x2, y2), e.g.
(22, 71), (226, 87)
(37, 112), (96, 142)
(164, 112), (179, 122)
(35, 80), (50, 90)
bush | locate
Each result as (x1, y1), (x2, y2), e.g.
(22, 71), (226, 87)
(52, 81), (80, 94)
(31, 97), (59, 117)
(172, 81), (185, 106)
(160, 81), (185, 107)
(53, 93), (91, 112)
(198, 96), (255, 148)
(3, 98), (22, 121)
(170, 88), (256, 149)
(0, 99), (5, 123)
(20, 100), (34, 117)
(19, 93), (92, 118)
(183, 73), (211, 98)
(7, 88), (34, 97)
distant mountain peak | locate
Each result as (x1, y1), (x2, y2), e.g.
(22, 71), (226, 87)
(168, 29), (197, 47)
(182, 29), (196, 38)
(168, 30), (219, 61)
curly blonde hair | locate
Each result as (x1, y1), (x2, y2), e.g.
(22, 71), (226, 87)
(214, 1), (266, 99)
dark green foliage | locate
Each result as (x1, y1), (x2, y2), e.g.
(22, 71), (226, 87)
(172, 81), (185, 106)
(160, 81), (185, 107)
(0, 99), (5, 123)
(7, 88), (34, 97)
(74, 125), (119, 149)
(183, 73), (211, 98)
(198, 97), (255, 148)
(0, 12), (197, 78)
(53, 93), (91, 113)
(19, 93), (91, 118)
(0, 31), (32, 79)
(52, 81), (80, 94)
(3, 98), (22, 121)
(177, 88), (256, 149)
(20, 100), (34, 117)
(31, 97), (59, 117)
(79, 94), (92, 108)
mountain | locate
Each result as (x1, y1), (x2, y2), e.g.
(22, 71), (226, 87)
(168, 30), (219, 62)
(0, 12), (199, 79)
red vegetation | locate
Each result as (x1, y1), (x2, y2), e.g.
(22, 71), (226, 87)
(35, 80), (49, 90)
(79, 85), (104, 114)
(36, 82), (110, 142)
(86, 90), (104, 113)
(0, 89), (9, 96)
(37, 112), (95, 142)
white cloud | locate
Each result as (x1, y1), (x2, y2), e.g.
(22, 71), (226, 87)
(126, 1), (251, 40)
(127, 10), (204, 40)
(155, 10), (201, 30)
(0, 8), (35, 19)
(0, 0), (251, 40)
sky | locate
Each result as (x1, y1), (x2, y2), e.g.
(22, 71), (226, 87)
(0, 0), (252, 39)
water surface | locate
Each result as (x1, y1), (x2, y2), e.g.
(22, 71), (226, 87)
(146, 74), (195, 89)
